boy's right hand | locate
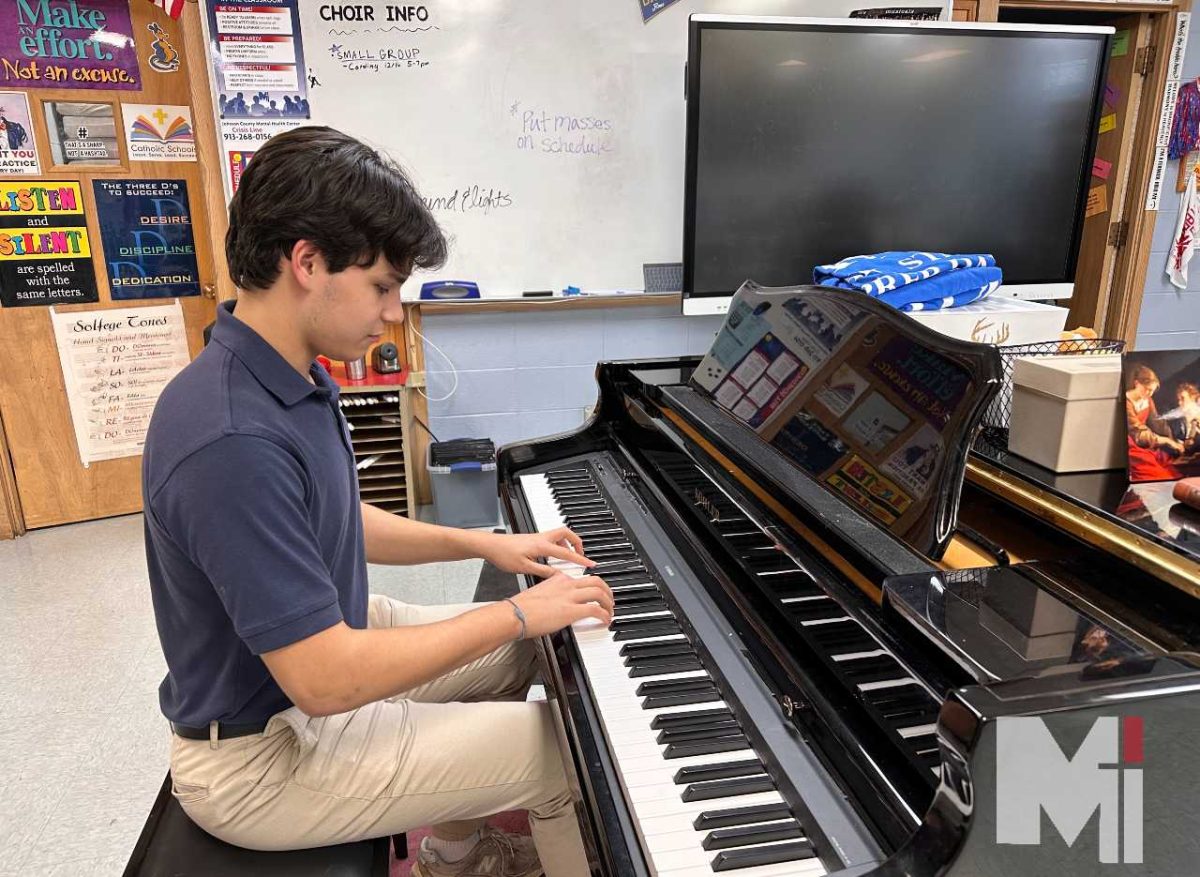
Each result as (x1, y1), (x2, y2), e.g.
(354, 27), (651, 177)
(510, 572), (614, 638)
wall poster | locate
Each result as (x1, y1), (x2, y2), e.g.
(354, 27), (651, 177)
(206, 0), (310, 119)
(44, 101), (120, 165)
(0, 0), (141, 90)
(0, 91), (40, 174)
(121, 103), (197, 161)
(0, 180), (98, 308)
(93, 179), (201, 300)
(50, 302), (191, 466)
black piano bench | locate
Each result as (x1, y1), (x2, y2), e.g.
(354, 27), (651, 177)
(123, 774), (407, 877)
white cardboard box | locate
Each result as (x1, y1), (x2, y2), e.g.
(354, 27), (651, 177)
(1008, 354), (1125, 473)
(905, 297), (1070, 346)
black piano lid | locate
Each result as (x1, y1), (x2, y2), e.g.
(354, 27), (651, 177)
(882, 562), (1181, 686)
(685, 282), (1003, 560)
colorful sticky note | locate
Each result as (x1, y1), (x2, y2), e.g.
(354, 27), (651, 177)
(1099, 113), (1117, 134)
(1105, 83), (1120, 107)
(1085, 184), (1108, 218)
(1093, 156), (1113, 180)
(1112, 30), (1130, 57)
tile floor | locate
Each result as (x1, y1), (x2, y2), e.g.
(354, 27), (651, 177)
(0, 512), (484, 876)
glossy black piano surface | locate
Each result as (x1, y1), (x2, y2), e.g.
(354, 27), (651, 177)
(497, 283), (1200, 877)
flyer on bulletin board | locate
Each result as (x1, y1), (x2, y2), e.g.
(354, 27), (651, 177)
(206, 0), (310, 119)
(0, 180), (98, 308)
(0, 0), (141, 90)
(50, 302), (192, 466)
(93, 179), (201, 300)
(0, 92), (40, 174)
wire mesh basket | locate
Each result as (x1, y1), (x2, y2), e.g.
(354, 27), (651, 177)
(980, 337), (1126, 443)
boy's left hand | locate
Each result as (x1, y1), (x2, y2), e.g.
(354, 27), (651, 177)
(478, 527), (595, 578)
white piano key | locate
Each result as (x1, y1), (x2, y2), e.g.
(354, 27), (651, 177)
(857, 678), (918, 693)
(656, 857), (826, 877)
(898, 723), (938, 739)
(831, 649), (889, 662)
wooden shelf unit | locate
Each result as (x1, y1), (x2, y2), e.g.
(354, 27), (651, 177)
(338, 386), (416, 519)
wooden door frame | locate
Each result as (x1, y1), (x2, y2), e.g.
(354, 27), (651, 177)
(978, 0), (1188, 345)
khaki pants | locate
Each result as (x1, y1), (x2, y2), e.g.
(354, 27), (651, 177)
(169, 594), (590, 876)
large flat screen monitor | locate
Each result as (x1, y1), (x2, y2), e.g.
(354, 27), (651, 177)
(682, 16), (1111, 316)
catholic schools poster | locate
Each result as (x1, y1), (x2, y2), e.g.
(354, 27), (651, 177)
(94, 179), (200, 299)
(0, 180), (98, 307)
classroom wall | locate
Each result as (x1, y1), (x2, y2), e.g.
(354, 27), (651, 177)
(422, 305), (725, 448)
(1137, 27), (1200, 351)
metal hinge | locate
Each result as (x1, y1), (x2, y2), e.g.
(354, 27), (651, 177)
(1136, 45), (1156, 76)
(1109, 221), (1128, 249)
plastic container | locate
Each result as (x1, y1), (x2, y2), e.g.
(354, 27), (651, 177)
(427, 439), (499, 528)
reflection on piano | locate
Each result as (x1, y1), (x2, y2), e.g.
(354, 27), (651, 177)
(499, 284), (1200, 876)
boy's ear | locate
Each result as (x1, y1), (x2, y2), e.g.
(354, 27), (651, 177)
(288, 240), (326, 290)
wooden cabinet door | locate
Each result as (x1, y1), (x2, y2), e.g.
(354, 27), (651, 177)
(0, 2), (224, 530)
(1066, 12), (1151, 334)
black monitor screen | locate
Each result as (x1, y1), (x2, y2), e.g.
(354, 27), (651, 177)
(684, 20), (1109, 298)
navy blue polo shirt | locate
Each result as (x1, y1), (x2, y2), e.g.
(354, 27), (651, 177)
(143, 300), (367, 727)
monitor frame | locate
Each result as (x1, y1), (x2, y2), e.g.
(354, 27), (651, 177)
(681, 16), (1113, 316)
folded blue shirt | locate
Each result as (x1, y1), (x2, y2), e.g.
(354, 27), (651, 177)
(813, 251), (1002, 311)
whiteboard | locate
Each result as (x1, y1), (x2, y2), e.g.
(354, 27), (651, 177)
(297, 1), (948, 296)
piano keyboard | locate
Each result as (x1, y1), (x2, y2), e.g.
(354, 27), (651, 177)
(521, 466), (829, 877)
(651, 456), (945, 778)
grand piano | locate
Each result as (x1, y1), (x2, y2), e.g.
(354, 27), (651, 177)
(497, 282), (1200, 876)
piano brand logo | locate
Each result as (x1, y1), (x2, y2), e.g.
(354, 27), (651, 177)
(996, 715), (1143, 863)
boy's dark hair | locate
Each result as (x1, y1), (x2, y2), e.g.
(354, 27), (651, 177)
(226, 126), (447, 291)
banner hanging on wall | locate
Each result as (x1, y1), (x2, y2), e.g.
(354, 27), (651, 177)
(50, 301), (191, 466)
(0, 92), (40, 174)
(0, 181), (99, 308)
(93, 179), (201, 300)
(0, 0), (141, 90)
(206, 0), (310, 120)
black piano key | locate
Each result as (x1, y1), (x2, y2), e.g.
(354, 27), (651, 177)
(564, 515), (616, 527)
(604, 571), (655, 585)
(710, 838), (816, 872)
(629, 657), (701, 677)
(784, 601), (847, 623)
(674, 758), (763, 785)
(663, 735), (748, 758)
(682, 774), (774, 803)
(703, 819), (805, 851)
(585, 546), (637, 560)
(887, 707), (940, 726)
(620, 640), (692, 659)
(650, 707), (733, 730)
(743, 553), (796, 573)
(614, 600), (669, 618)
(656, 720), (741, 744)
(863, 685), (928, 710)
(627, 652), (700, 671)
(612, 584), (661, 600)
(614, 626), (678, 642)
(610, 615), (679, 633)
(644, 690), (722, 710)
(636, 677), (714, 697)
(572, 524), (624, 537)
(626, 653), (699, 672)
(693, 802), (793, 831)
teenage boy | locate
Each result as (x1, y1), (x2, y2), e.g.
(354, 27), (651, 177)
(143, 126), (611, 877)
